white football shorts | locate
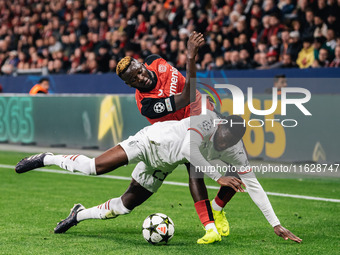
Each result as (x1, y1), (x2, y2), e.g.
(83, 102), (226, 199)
(119, 128), (173, 193)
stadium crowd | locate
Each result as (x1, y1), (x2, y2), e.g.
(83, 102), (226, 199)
(0, 0), (339, 75)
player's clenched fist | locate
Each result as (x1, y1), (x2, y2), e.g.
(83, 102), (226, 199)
(187, 31), (205, 59)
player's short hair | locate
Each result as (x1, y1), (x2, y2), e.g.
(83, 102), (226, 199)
(274, 74), (286, 83)
(224, 115), (246, 140)
(116, 56), (133, 77)
(39, 77), (50, 83)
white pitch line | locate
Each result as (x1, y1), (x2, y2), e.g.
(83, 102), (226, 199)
(2, 164), (340, 203)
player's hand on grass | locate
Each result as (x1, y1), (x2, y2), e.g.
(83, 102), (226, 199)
(274, 225), (302, 243)
(217, 176), (246, 192)
(187, 31), (205, 59)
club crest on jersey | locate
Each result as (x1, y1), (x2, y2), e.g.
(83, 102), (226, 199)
(158, 64), (167, 73)
(154, 102), (165, 113)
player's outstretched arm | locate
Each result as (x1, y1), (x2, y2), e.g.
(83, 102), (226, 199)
(274, 225), (302, 243)
(174, 31), (205, 110)
(239, 171), (302, 243)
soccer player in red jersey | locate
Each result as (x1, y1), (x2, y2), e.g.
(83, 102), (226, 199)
(115, 32), (236, 243)
(116, 33), (212, 124)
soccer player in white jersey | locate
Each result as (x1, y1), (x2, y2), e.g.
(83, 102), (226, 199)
(15, 110), (302, 244)
(183, 111), (301, 242)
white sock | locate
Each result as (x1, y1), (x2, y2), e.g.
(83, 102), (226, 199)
(211, 199), (223, 211)
(77, 197), (131, 222)
(44, 154), (96, 175)
(205, 223), (219, 234)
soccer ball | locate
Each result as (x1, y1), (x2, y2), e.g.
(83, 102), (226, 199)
(142, 213), (175, 245)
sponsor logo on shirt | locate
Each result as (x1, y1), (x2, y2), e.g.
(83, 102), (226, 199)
(169, 66), (178, 95)
(128, 140), (139, 146)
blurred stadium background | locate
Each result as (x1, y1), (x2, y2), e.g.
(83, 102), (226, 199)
(0, 0), (340, 254)
(0, 0), (339, 163)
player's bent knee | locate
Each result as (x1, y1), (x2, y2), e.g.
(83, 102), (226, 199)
(74, 155), (96, 175)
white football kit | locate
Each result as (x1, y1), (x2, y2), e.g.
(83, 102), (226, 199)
(182, 110), (280, 227)
(119, 118), (189, 192)
(120, 110), (280, 227)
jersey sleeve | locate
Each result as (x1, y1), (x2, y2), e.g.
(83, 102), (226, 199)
(219, 141), (251, 173)
(238, 171), (280, 227)
(181, 130), (222, 181)
(189, 112), (216, 139)
(140, 96), (177, 119)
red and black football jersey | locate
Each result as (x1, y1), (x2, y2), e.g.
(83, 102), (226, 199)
(135, 55), (213, 124)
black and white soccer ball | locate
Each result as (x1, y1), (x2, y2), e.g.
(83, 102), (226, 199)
(142, 213), (175, 245)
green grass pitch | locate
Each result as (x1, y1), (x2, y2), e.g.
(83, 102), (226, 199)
(0, 151), (340, 255)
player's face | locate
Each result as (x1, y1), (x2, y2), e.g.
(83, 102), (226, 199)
(213, 126), (229, 151)
(41, 80), (50, 90)
(121, 60), (156, 92)
(213, 126), (238, 151)
(274, 78), (287, 89)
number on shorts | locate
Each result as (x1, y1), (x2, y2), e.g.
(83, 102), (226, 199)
(152, 170), (168, 182)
